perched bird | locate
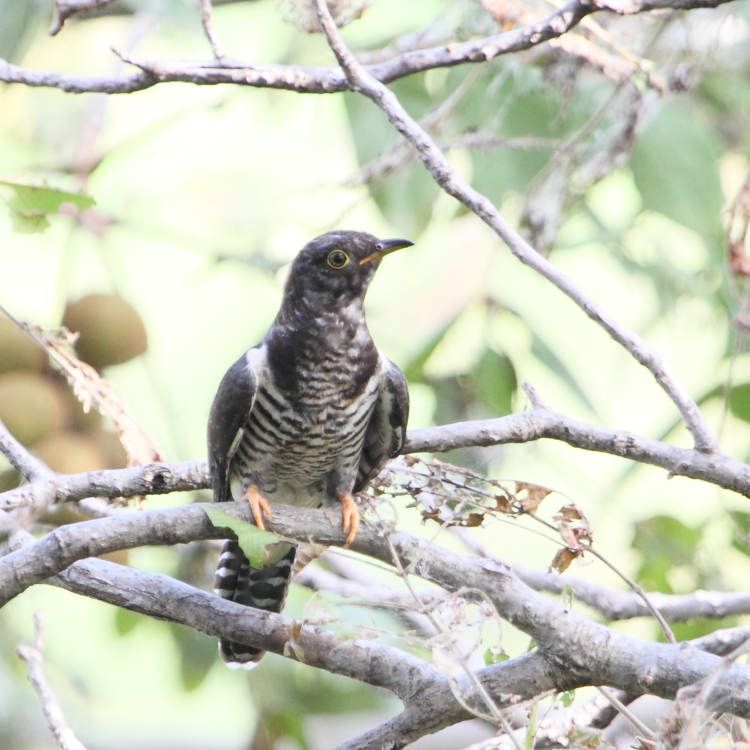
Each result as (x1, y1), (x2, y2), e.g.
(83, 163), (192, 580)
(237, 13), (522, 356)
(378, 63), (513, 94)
(208, 230), (411, 668)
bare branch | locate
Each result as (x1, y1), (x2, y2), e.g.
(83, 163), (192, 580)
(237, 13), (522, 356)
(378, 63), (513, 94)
(692, 626), (750, 657)
(16, 612), (88, 750)
(0, 58), (157, 94)
(0, 460), (208, 516)
(313, 0), (718, 453)
(0, 417), (54, 483)
(200, 0), (226, 61)
(49, 0), (116, 36)
(5, 405), (750, 518)
(515, 563), (750, 623)
(404, 410), (750, 495)
(457, 528), (750, 624)
(5, 502), (750, 721)
(596, 686), (657, 739)
(47, 548), (555, 749)
(0, 0), (736, 96)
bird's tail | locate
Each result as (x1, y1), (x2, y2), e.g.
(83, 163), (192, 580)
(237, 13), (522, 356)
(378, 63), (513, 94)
(213, 540), (296, 669)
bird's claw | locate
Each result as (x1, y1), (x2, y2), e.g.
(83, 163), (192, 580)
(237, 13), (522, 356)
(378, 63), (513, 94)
(244, 484), (272, 530)
(340, 492), (359, 548)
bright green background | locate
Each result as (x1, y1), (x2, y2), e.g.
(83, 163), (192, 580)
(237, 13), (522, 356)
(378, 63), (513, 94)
(2, 0), (750, 748)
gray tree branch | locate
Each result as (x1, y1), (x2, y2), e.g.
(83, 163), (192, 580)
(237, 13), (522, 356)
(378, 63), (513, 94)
(0, 417), (54, 482)
(48, 550), (556, 749)
(0, 0), (736, 96)
(5, 407), (750, 523)
(3, 501), (750, 723)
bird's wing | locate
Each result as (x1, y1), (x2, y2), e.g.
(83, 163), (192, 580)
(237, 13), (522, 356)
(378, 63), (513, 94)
(207, 349), (260, 503)
(354, 355), (410, 493)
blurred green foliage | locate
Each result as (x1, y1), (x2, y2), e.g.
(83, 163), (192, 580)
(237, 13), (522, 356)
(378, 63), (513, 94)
(2, 0), (750, 747)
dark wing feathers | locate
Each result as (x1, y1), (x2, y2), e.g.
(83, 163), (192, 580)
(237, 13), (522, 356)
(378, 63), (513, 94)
(207, 352), (258, 503)
(354, 358), (409, 493)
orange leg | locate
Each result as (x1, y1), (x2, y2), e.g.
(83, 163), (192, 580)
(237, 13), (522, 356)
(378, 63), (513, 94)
(243, 484), (272, 530)
(339, 492), (360, 548)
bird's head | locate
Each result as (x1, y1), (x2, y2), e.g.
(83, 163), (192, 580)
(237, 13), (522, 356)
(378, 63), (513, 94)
(282, 230), (413, 313)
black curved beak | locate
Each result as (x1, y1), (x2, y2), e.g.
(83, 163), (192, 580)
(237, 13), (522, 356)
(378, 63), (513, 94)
(359, 238), (414, 265)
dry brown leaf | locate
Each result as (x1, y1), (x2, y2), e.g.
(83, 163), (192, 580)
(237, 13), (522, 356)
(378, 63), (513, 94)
(551, 547), (579, 573)
(516, 481), (552, 513)
(494, 493), (513, 514)
(554, 503), (594, 555)
(554, 504), (584, 523)
(463, 513), (485, 528)
(559, 525), (581, 550)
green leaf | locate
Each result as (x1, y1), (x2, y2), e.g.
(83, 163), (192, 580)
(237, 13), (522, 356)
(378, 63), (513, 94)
(630, 102), (722, 237)
(0, 0), (46, 63)
(729, 511), (750, 556)
(114, 607), (143, 636)
(474, 349), (517, 416)
(342, 76), (441, 235)
(729, 384), (750, 424)
(571, 727), (604, 748)
(403, 312), (462, 383)
(632, 515), (703, 593)
(0, 179), (95, 234)
(483, 646), (509, 665)
(530, 333), (596, 413)
(526, 701), (538, 750)
(169, 622), (217, 691)
(371, 164), (439, 237)
(559, 690), (575, 707)
(200, 504), (279, 568)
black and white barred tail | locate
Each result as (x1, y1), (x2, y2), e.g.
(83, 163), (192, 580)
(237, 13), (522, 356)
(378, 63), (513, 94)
(213, 540), (296, 668)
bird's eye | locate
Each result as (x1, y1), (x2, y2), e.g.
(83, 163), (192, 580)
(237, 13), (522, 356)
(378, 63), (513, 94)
(327, 250), (350, 269)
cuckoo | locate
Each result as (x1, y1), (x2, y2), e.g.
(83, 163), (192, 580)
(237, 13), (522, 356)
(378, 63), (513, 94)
(208, 230), (411, 668)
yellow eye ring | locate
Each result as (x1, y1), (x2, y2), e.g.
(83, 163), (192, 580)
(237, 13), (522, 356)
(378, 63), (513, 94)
(327, 250), (350, 269)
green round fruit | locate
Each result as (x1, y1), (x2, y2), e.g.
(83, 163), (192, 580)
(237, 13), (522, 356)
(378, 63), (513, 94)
(86, 425), (128, 469)
(0, 372), (67, 446)
(62, 294), (147, 370)
(0, 316), (45, 375)
(34, 432), (108, 474)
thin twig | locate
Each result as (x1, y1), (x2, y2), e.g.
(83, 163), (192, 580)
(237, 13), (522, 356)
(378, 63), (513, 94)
(596, 686), (657, 739)
(0, 417), (55, 482)
(521, 508), (677, 644)
(384, 533), (524, 750)
(49, 0), (115, 36)
(584, 546), (676, 645)
(16, 612), (88, 750)
(200, 0), (226, 61)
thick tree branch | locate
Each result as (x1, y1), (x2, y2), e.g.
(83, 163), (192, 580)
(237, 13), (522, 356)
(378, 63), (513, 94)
(4, 502), (750, 722)
(313, 0), (719, 453)
(5, 408), (750, 523)
(0, 460), (208, 516)
(50, 552), (556, 748)
(405, 410), (750, 494)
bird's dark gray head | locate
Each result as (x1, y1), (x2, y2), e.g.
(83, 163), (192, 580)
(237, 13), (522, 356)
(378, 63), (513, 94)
(282, 230), (413, 313)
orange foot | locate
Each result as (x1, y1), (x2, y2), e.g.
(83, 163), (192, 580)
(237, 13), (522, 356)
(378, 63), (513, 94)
(243, 484), (272, 530)
(340, 492), (360, 548)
